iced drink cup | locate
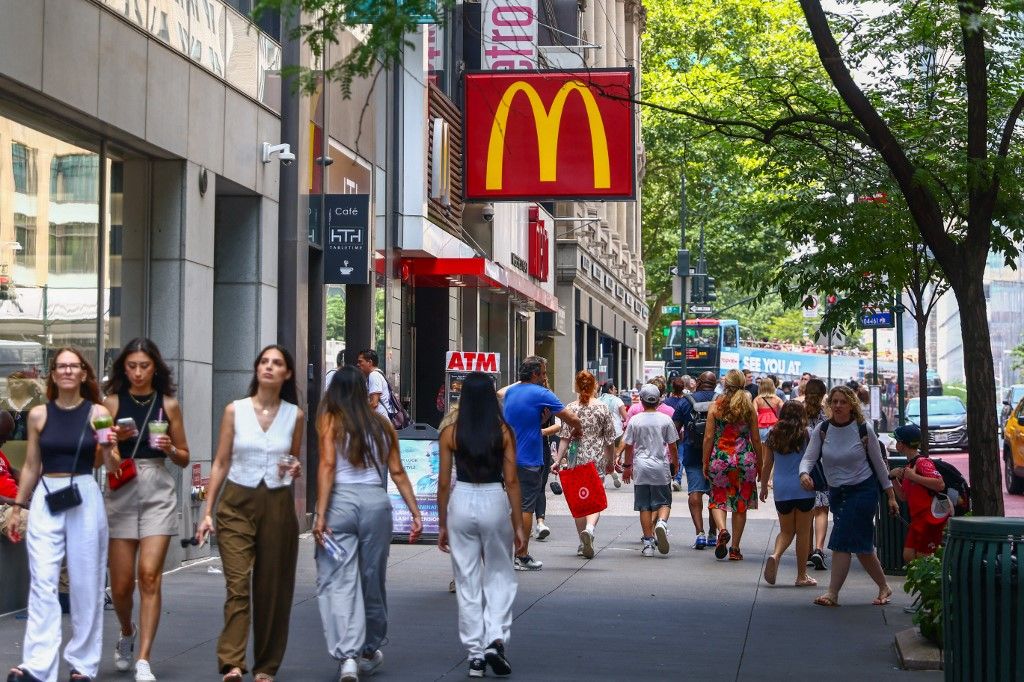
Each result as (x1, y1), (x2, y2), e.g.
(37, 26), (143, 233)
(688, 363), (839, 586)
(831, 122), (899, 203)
(279, 455), (298, 486)
(93, 415), (113, 444)
(148, 420), (168, 449)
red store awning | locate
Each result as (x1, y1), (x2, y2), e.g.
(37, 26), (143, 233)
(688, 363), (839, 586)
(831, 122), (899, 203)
(401, 257), (559, 312)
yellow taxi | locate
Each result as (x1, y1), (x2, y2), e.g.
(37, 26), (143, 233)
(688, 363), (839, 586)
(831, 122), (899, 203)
(1004, 396), (1024, 495)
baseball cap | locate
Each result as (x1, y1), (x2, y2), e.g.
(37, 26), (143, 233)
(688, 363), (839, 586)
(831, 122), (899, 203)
(639, 384), (661, 406)
(893, 424), (922, 447)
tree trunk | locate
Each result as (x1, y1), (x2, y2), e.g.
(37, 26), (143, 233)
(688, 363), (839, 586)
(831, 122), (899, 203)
(916, 312), (930, 456)
(951, 277), (1004, 516)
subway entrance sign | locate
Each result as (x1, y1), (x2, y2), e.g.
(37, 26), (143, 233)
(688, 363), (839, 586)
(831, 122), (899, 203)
(858, 310), (895, 329)
(463, 69), (636, 200)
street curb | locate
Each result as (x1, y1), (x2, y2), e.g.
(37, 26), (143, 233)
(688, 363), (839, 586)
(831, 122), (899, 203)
(895, 627), (943, 671)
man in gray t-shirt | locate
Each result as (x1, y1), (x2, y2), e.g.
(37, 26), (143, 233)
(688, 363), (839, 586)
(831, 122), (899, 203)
(623, 384), (680, 557)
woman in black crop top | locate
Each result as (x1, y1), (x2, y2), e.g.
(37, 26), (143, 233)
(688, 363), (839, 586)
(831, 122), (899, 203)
(5, 347), (119, 682)
(437, 372), (524, 678)
(102, 338), (190, 682)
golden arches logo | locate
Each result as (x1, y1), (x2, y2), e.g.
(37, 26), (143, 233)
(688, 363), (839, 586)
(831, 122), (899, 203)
(485, 80), (611, 190)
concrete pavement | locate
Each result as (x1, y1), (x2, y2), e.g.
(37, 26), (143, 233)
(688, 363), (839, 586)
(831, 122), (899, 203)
(0, 484), (939, 681)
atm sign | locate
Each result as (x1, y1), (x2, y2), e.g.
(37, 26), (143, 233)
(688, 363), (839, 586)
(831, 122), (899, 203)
(446, 351), (501, 373)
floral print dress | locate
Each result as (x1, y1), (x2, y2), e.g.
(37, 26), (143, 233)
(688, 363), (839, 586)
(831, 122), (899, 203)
(708, 417), (758, 512)
(558, 400), (615, 470)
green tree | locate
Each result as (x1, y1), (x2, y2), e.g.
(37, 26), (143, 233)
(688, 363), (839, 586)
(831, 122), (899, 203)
(641, 0), (1024, 515)
(326, 291), (346, 340)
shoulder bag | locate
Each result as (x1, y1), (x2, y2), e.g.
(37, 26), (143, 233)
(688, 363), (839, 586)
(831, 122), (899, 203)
(41, 403), (92, 514)
(107, 395), (158, 491)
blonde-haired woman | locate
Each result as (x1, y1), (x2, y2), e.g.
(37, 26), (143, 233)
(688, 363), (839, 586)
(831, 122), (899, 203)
(799, 385), (897, 607)
(702, 370), (761, 561)
(553, 371), (615, 560)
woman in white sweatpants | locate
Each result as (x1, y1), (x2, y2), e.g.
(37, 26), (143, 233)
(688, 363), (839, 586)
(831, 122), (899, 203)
(438, 372), (525, 679)
(5, 348), (119, 682)
(312, 366), (422, 682)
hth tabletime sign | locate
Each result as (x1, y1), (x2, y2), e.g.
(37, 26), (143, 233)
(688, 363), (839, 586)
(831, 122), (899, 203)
(464, 69), (636, 200)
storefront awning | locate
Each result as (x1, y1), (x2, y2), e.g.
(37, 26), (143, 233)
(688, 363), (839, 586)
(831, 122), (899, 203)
(402, 257), (559, 312)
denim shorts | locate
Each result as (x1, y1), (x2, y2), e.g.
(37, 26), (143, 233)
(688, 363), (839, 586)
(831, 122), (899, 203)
(634, 484), (672, 512)
(517, 466), (543, 512)
(684, 466), (710, 494)
(827, 477), (879, 555)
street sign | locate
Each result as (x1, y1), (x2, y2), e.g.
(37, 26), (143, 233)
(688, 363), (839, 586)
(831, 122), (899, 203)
(688, 304), (713, 315)
(802, 295), (819, 318)
(661, 305), (680, 314)
(858, 310), (895, 329)
(662, 327), (670, 337)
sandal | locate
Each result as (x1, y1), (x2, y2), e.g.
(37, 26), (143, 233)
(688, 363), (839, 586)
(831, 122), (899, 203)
(763, 556), (778, 584)
(728, 547), (743, 561)
(8, 668), (42, 682)
(873, 585), (893, 606)
(222, 668), (243, 682)
(795, 575), (818, 587)
(254, 675), (274, 682)
(814, 593), (840, 607)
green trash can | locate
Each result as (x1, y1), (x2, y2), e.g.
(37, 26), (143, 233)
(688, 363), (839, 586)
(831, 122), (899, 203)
(875, 456), (909, 575)
(942, 517), (1024, 681)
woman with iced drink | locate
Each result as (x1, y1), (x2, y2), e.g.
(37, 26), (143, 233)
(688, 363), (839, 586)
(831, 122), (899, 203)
(5, 348), (119, 682)
(103, 338), (190, 682)
(196, 346), (304, 682)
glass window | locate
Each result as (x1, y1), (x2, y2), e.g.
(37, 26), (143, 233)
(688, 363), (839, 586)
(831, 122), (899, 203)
(12, 142), (37, 194)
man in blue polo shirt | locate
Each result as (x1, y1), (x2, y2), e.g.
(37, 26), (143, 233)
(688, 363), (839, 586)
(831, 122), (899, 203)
(504, 357), (580, 571)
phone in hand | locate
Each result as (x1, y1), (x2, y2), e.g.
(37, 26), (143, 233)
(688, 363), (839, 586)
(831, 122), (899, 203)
(116, 417), (137, 432)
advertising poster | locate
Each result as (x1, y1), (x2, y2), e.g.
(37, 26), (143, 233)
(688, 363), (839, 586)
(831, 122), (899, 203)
(389, 439), (440, 538)
(444, 351), (502, 413)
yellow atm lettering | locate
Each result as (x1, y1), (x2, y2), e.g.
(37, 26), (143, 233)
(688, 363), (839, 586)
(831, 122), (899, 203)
(485, 80), (610, 190)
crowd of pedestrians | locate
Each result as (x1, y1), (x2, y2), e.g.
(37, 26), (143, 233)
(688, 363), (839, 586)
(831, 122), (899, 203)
(0, 344), (949, 681)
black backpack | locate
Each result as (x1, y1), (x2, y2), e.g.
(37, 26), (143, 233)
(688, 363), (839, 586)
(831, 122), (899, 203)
(683, 395), (714, 446)
(930, 458), (971, 516)
(375, 370), (411, 430)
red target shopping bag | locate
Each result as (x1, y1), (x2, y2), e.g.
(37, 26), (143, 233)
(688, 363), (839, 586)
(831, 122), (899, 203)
(559, 461), (608, 518)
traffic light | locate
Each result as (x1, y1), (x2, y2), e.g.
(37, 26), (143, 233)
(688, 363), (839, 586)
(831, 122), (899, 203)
(0, 274), (10, 301)
(689, 274), (706, 303)
(705, 276), (717, 302)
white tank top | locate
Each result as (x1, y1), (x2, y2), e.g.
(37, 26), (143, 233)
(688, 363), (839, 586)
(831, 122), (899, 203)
(335, 435), (385, 486)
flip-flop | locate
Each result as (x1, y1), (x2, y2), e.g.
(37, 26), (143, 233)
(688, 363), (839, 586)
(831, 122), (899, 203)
(763, 556), (778, 585)
(795, 576), (818, 587)
(873, 585), (893, 605)
(7, 668), (42, 682)
(814, 593), (840, 607)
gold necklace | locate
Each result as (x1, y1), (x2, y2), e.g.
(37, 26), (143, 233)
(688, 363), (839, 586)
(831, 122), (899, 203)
(54, 398), (84, 410)
(128, 392), (155, 407)
(254, 399), (279, 417)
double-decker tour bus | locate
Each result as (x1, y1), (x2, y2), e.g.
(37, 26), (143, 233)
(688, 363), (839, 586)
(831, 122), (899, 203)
(662, 318), (741, 378)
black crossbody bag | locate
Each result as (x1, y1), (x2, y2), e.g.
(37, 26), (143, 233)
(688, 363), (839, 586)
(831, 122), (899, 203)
(40, 403), (92, 514)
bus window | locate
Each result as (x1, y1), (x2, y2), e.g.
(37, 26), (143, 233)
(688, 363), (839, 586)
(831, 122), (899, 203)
(722, 324), (738, 349)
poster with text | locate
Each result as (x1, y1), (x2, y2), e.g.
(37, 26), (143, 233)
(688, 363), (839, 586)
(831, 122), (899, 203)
(389, 439), (440, 538)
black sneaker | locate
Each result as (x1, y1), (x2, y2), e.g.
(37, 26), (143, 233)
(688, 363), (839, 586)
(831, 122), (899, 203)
(810, 549), (827, 571)
(468, 658), (486, 678)
(485, 640), (512, 677)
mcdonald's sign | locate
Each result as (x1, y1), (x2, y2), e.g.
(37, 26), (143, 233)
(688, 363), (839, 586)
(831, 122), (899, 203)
(464, 69), (636, 200)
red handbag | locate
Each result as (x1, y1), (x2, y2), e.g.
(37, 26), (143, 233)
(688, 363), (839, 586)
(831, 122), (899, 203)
(559, 461), (608, 518)
(107, 458), (137, 490)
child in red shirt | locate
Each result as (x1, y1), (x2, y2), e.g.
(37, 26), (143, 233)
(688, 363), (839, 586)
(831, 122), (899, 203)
(889, 425), (947, 562)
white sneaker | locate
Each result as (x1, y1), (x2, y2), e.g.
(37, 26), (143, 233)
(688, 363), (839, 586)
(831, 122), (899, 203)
(672, 481), (682, 492)
(691, 531), (706, 550)
(579, 528), (595, 559)
(134, 659), (156, 682)
(612, 471), (622, 488)
(340, 657), (360, 682)
(641, 539), (655, 557)
(655, 519), (670, 555)
(114, 623), (136, 672)
(536, 520), (550, 541)
(358, 650), (383, 675)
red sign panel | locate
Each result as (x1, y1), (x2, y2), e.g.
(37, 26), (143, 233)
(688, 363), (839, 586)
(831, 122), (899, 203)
(446, 351), (501, 373)
(527, 206), (548, 281)
(464, 69), (636, 200)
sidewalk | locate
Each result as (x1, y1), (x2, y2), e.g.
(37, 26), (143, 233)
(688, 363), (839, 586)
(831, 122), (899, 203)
(0, 484), (938, 681)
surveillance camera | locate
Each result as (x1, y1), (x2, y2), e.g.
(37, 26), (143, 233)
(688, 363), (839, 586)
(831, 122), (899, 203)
(262, 142), (295, 166)
(482, 203), (495, 222)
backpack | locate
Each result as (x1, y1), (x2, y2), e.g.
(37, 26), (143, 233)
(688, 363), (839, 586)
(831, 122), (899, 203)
(928, 458), (971, 516)
(683, 395), (713, 446)
(375, 369), (411, 430)
(817, 420), (887, 488)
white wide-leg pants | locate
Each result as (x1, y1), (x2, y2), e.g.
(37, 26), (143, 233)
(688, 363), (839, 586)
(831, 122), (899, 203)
(447, 483), (517, 660)
(21, 475), (108, 682)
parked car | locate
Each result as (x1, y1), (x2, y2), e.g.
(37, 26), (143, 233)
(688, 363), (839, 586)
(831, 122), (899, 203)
(1000, 385), (1024, 435)
(1003, 396), (1024, 495)
(906, 396), (969, 452)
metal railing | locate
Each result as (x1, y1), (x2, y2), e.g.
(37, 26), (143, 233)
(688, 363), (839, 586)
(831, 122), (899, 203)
(97, 0), (282, 112)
